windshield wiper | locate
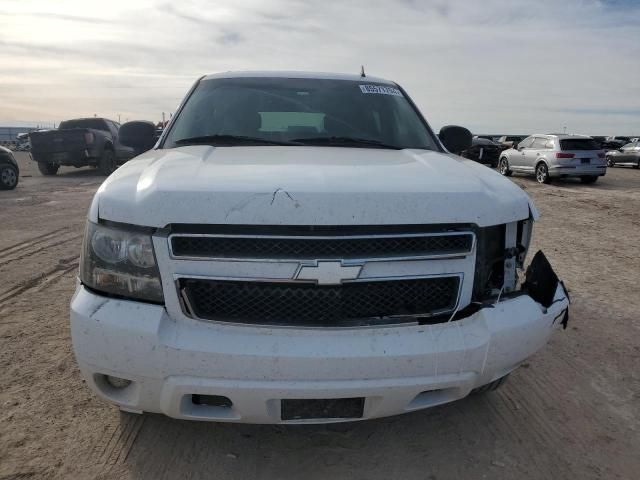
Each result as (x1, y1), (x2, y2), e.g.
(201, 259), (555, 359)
(291, 136), (403, 150)
(174, 135), (301, 146)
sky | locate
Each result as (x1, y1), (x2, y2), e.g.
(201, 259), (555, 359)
(0, 0), (639, 134)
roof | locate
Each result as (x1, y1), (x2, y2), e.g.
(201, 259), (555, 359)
(62, 117), (109, 121)
(203, 71), (395, 85)
(537, 134), (593, 140)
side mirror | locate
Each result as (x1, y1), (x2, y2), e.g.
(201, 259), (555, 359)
(119, 121), (157, 152)
(439, 125), (472, 153)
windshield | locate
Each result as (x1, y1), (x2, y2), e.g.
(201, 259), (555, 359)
(163, 77), (439, 150)
(560, 139), (599, 150)
(59, 119), (109, 131)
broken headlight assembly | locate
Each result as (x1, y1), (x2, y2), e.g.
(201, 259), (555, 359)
(80, 221), (164, 303)
(472, 218), (533, 301)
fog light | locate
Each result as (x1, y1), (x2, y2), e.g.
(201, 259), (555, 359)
(105, 375), (132, 389)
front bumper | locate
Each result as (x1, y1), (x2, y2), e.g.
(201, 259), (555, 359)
(70, 283), (569, 424)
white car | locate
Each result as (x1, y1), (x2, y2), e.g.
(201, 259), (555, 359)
(70, 71), (569, 424)
(498, 134), (607, 184)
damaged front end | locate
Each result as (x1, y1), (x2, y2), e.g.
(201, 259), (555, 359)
(467, 217), (569, 328)
(523, 250), (570, 329)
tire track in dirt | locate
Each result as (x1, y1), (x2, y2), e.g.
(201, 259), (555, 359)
(0, 227), (72, 260)
(0, 473), (40, 480)
(0, 232), (83, 266)
(94, 414), (146, 468)
(486, 391), (568, 478)
(0, 256), (79, 309)
(503, 362), (625, 478)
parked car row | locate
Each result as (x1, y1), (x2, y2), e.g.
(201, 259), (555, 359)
(461, 132), (639, 184)
(0, 131), (40, 151)
(7, 115), (637, 191)
(584, 135), (640, 151)
(471, 134), (638, 153)
(0, 117), (158, 189)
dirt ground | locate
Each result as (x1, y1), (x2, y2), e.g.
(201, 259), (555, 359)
(1, 152), (639, 480)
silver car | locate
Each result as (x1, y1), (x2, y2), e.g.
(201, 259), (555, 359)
(498, 134), (606, 184)
(606, 141), (640, 168)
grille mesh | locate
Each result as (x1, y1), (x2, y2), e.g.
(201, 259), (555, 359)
(171, 233), (472, 260)
(179, 277), (460, 326)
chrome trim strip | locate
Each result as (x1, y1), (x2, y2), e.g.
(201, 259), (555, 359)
(167, 231), (476, 263)
(173, 271), (463, 285)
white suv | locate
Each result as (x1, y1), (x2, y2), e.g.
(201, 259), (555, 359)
(498, 134), (606, 184)
(70, 72), (569, 424)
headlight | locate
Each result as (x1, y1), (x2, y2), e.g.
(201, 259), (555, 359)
(80, 221), (164, 303)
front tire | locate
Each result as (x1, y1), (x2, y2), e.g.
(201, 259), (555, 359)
(535, 162), (551, 184)
(498, 157), (512, 176)
(98, 149), (116, 176)
(580, 176), (598, 184)
(634, 161), (640, 170)
(606, 156), (615, 167)
(0, 165), (19, 190)
(37, 162), (59, 176)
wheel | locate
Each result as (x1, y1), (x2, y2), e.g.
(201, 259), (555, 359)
(535, 162), (551, 184)
(37, 162), (59, 176)
(634, 161), (640, 170)
(580, 176), (598, 184)
(606, 156), (614, 167)
(472, 374), (510, 394)
(498, 157), (512, 176)
(0, 165), (19, 190)
(98, 149), (116, 176)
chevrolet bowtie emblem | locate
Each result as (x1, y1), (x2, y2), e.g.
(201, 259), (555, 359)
(295, 261), (362, 285)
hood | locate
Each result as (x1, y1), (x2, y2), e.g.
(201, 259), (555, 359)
(92, 146), (536, 228)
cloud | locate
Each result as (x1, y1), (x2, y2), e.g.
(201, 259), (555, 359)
(555, 107), (640, 117)
(0, 0), (639, 134)
(157, 3), (211, 25)
(217, 32), (244, 45)
(1, 11), (111, 24)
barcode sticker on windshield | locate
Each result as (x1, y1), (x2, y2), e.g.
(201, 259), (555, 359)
(359, 85), (403, 96)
